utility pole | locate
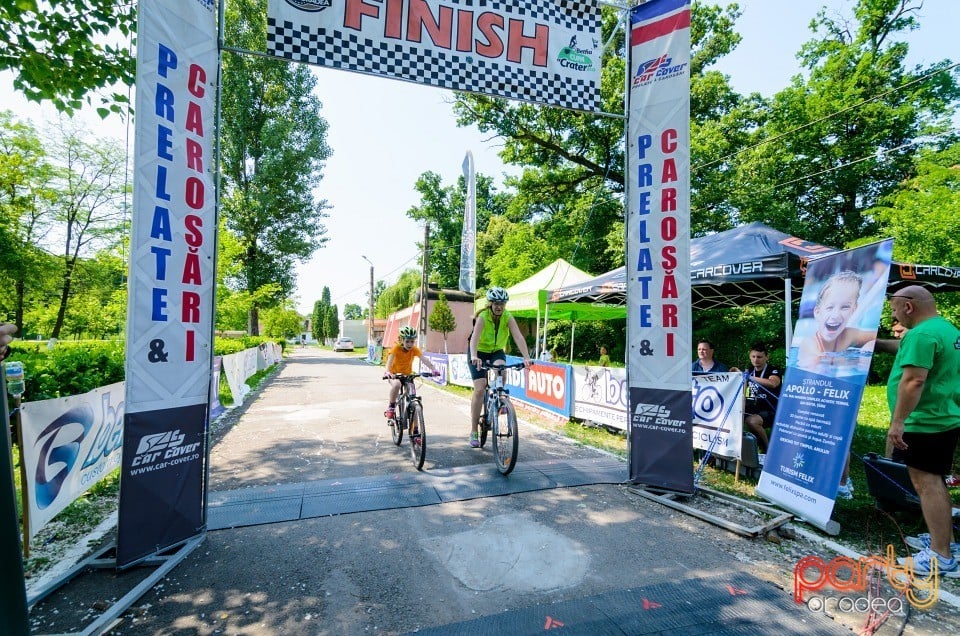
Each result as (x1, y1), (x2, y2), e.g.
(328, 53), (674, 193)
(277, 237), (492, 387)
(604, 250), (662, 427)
(419, 224), (430, 346)
(362, 255), (375, 346)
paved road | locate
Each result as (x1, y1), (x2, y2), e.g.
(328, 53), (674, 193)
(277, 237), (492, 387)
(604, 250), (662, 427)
(27, 349), (960, 635)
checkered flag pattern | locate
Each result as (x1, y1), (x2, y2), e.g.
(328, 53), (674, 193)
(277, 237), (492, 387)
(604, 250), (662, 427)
(266, 0), (601, 112)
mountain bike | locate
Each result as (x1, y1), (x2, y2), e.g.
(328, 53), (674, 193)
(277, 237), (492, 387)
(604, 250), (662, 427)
(383, 372), (435, 470)
(477, 362), (526, 475)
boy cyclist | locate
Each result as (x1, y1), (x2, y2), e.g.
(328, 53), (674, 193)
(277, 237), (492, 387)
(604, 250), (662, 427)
(468, 287), (532, 447)
(384, 326), (437, 422)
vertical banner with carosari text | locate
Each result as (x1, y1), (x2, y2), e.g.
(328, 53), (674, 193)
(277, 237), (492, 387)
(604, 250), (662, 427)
(460, 151), (476, 294)
(626, 0), (692, 491)
(119, 0), (217, 567)
(757, 241), (892, 530)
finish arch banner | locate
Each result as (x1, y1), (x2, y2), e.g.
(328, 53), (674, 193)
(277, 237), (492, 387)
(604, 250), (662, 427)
(266, 0), (602, 112)
(625, 0), (692, 491)
(120, 0), (217, 567)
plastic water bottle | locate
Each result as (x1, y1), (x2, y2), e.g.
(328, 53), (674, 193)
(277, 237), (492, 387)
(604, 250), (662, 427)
(4, 360), (24, 397)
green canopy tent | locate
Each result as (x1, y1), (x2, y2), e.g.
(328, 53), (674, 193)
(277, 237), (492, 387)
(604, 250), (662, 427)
(476, 258), (594, 357)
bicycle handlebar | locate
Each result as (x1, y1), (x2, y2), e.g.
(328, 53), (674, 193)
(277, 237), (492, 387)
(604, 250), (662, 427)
(477, 362), (530, 371)
(382, 372), (438, 380)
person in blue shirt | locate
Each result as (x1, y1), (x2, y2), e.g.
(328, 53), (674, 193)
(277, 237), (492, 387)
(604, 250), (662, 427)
(691, 339), (731, 374)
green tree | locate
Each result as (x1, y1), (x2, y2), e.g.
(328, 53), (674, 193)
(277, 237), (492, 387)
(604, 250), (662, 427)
(312, 286), (331, 342)
(870, 142), (960, 321)
(0, 111), (58, 333)
(730, 0), (960, 246)
(325, 304), (339, 341)
(428, 292), (457, 353)
(375, 270), (420, 317)
(1, 1), (136, 114)
(451, 2), (749, 242)
(220, 0), (332, 335)
(261, 302), (304, 339)
(46, 120), (127, 339)
(343, 303), (364, 320)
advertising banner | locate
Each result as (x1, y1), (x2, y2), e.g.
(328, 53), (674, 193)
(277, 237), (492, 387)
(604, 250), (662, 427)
(19, 383), (125, 539)
(757, 241), (892, 529)
(505, 356), (572, 418)
(421, 352), (449, 385)
(692, 372), (744, 458)
(209, 356), (224, 420)
(460, 151), (477, 294)
(625, 0), (692, 491)
(120, 0), (217, 567)
(447, 353), (474, 388)
(1, 372), (28, 636)
(266, 0), (602, 112)
(572, 365), (628, 430)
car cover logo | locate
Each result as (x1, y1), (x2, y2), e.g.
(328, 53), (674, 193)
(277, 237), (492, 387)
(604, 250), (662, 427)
(633, 53), (688, 86)
(285, 0), (332, 12)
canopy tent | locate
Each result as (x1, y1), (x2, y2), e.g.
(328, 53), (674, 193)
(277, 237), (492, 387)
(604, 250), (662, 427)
(476, 258), (594, 318)
(546, 222), (960, 347)
(475, 258), (594, 359)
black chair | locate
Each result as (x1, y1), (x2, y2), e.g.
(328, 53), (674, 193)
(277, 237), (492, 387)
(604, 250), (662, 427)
(862, 452), (921, 513)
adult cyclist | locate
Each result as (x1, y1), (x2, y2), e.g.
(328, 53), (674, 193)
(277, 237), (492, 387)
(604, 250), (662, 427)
(468, 287), (532, 447)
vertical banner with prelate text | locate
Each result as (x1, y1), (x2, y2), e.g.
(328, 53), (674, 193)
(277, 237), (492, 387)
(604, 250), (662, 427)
(626, 0), (692, 491)
(119, 0), (217, 567)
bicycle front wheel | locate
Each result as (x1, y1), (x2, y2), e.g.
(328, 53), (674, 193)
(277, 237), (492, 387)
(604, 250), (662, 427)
(479, 396), (493, 448)
(492, 397), (518, 475)
(408, 402), (426, 471)
(390, 403), (403, 446)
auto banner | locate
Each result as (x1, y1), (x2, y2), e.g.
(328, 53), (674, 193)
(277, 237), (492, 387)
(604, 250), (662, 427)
(625, 0), (693, 491)
(266, 0), (602, 112)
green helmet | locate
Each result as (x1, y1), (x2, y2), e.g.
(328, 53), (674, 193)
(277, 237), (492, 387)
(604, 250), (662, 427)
(399, 326), (417, 340)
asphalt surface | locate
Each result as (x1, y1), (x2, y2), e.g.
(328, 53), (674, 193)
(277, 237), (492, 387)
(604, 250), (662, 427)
(24, 348), (960, 635)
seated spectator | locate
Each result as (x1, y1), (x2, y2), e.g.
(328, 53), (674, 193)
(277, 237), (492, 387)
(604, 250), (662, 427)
(0, 323), (16, 361)
(692, 339), (731, 374)
(743, 342), (781, 454)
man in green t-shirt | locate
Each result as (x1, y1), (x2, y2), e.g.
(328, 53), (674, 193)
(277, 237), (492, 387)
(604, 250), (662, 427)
(887, 286), (960, 577)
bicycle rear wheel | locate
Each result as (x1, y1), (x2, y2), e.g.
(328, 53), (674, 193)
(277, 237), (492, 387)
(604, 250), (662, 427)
(492, 398), (518, 475)
(408, 402), (426, 471)
(390, 402), (404, 446)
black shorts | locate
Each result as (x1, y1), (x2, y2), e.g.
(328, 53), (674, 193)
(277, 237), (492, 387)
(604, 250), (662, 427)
(891, 428), (960, 475)
(468, 350), (506, 381)
(744, 401), (775, 428)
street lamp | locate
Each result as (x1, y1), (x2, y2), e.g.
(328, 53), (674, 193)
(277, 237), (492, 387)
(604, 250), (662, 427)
(361, 255), (375, 345)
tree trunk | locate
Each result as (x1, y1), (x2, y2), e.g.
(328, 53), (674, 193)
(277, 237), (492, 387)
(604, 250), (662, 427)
(248, 305), (260, 336)
(51, 259), (76, 339)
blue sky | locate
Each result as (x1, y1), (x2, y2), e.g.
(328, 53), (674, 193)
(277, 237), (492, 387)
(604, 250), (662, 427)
(1, 1), (956, 315)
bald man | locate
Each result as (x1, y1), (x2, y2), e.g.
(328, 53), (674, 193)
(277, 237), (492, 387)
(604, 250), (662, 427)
(887, 286), (960, 577)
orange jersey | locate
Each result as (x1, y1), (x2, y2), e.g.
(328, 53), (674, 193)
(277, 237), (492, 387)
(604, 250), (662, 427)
(387, 344), (421, 374)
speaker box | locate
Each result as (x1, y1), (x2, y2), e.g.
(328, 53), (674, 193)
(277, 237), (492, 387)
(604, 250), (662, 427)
(862, 452), (921, 513)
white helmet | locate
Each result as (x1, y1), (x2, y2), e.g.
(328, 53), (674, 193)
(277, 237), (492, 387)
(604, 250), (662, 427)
(486, 287), (509, 302)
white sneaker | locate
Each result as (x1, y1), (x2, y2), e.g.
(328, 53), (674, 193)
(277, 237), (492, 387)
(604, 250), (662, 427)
(904, 533), (960, 557)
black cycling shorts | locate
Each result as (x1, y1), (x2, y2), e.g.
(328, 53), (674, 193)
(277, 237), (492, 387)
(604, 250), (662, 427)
(468, 350), (506, 381)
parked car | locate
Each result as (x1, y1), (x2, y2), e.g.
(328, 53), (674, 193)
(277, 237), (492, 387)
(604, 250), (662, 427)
(333, 337), (354, 352)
